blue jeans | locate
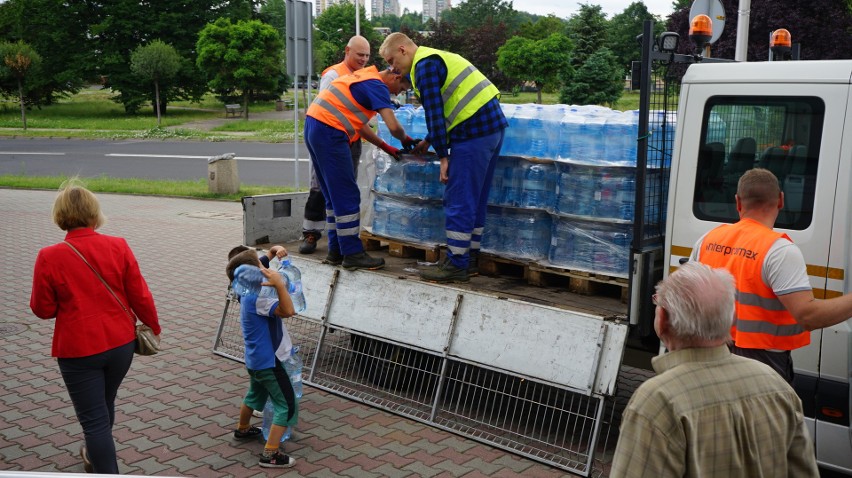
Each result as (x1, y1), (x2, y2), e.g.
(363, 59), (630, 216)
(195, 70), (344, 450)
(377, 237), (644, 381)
(58, 340), (134, 474)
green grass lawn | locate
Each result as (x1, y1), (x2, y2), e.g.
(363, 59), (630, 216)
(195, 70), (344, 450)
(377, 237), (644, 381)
(0, 174), (290, 201)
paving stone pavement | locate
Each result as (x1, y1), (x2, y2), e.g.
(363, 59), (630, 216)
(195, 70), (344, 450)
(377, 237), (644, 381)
(0, 188), (577, 477)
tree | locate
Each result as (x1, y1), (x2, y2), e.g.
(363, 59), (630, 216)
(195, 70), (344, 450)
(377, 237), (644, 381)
(606, 2), (663, 74)
(498, 33), (572, 102)
(0, 0), (90, 105)
(131, 40), (182, 127)
(91, 0), (256, 114)
(517, 14), (568, 40)
(314, 3), (382, 72)
(196, 18), (284, 119)
(0, 41), (41, 130)
(420, 19), (464, 54)
(259, 0), (286, 41)
(566, 3), (609, 67)
(440, 0), (520, 34)
(560, 47), (623, 106)
(459, 20), (514, 91)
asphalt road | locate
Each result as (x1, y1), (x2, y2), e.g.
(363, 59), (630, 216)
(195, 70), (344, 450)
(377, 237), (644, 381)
(0, 137), (315, 187)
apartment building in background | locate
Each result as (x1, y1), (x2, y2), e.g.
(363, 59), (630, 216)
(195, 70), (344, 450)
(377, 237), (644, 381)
(371, 0), (400, 18)
(422, 0), (451, 22)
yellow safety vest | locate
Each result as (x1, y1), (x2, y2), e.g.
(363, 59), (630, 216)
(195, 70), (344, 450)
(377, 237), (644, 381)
(410, 46), (499, 132)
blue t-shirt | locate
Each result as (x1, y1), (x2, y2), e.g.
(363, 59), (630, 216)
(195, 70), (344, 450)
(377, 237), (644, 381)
(239, 255), (293, 370)
(350, 79), (394, 113)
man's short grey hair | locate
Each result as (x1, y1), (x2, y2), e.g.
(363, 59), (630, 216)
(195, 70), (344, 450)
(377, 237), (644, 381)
(655, 261), (735, 341)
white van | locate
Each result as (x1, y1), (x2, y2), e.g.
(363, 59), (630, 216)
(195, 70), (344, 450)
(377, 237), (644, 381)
(666, 60), (852, 473)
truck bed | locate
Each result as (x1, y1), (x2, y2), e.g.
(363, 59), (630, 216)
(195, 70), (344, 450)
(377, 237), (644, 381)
(272, 235), (629, 320)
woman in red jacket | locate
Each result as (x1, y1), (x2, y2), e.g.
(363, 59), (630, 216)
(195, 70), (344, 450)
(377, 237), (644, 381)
(30, 179), (160, 474)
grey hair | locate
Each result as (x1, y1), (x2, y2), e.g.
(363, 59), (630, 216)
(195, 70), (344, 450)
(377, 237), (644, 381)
(655, 261), (735, 342)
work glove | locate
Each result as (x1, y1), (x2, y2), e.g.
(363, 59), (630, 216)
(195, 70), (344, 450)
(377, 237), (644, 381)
(401, 136), (422, 153)
(379, 142), (402, 161)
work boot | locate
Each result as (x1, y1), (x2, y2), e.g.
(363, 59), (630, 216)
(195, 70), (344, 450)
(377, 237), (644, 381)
(323, 249), (343, 266)
(468, 250), (480, 277)
(342, 251), (385, 270)
(299, 231), (321, 254)
(420, 259), (469, 283)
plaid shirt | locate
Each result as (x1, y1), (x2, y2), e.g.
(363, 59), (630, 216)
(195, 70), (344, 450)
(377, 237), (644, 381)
(414, 56), (507, 158)
(611, 345), (818, 477)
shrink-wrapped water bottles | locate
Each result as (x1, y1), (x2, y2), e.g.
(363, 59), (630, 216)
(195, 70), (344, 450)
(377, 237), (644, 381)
(519, 162), (557, 209)
(260, 347), (302, 443)
(278, 256), (306, 313)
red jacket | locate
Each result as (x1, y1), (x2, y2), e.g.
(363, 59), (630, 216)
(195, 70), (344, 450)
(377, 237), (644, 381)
(30, 228), (160, 358)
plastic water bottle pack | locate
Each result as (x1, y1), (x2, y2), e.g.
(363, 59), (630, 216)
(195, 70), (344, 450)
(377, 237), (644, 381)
(555, 163), (637, 221)
(519, 162), (557, 210)
(548, 217), (633, 276)
(277, 256), (306, 313)
(371, 195), (445, 244)
(481, 207), (551, 260)
(231, 264), (264, 297)
(261, 346), (303, 443)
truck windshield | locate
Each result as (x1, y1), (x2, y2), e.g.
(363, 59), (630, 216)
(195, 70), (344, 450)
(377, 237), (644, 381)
(692, 96), (824, 230)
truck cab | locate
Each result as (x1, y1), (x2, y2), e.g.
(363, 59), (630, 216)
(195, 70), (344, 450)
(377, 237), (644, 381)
(665, 60), (852, 473)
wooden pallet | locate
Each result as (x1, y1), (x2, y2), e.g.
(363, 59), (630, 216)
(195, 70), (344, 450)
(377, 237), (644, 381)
(360, 231), (441, 262)
(479, 254), (629, 302)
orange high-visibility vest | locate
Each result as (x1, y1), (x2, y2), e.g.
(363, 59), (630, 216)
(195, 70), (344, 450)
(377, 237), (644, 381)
(321, 61), (353, 79)
(699, 218), (809, 350)
(307, 66), (381, 143)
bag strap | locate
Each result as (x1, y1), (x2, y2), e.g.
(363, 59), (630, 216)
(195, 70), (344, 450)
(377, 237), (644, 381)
(63, 241), (137, 325)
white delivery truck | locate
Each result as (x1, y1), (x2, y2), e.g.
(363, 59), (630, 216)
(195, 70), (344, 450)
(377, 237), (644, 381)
(227, 37), (852, 478)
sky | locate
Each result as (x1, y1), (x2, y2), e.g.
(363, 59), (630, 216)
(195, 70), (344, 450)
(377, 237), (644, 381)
(395, 0), (675, 19)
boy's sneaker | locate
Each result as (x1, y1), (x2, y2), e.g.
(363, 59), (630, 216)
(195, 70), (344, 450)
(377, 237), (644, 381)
(233, 426), (262, 440)
(260, 451), (296, 468)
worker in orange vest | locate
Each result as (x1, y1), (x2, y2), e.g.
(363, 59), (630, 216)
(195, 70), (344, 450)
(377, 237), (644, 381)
(300, 36), (373, 255)
(305, 66), (416, 270)
(692, 168), (852, 382)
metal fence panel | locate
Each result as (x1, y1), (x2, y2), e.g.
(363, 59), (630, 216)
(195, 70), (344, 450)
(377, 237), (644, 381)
(213, 265), (630, 477)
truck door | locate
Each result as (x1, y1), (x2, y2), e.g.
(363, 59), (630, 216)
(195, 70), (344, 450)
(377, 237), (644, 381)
(813, 82), (852, 472)
(667, 74), (850, 472)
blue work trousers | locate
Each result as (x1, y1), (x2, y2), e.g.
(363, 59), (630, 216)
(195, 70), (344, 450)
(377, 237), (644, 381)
(444, 129), (505, 268)
(304, 117), (365, 256)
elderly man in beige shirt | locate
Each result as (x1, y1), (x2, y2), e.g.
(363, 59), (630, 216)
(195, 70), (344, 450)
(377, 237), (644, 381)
(611, 261), (818, 477)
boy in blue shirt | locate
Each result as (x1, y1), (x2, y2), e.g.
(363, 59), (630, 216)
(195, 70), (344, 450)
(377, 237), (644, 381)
(226, 248), (298, 468)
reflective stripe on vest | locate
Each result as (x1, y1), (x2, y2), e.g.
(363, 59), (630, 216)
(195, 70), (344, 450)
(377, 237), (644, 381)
(699, 218), (809, 350)
(306, 66), (380, 142)
(409, 46), (499, 132)
(322, 61), (353, 79)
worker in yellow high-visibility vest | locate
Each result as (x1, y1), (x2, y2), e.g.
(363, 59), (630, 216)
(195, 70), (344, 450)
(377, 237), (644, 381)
(380, 33), (508, 284)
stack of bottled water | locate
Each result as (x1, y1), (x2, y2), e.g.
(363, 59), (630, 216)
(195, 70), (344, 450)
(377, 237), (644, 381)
(481, 207), (552, 260)
(555, 163), (636, 222)
(371, 102), (673, 278)
(373, 158), (444, 200)
(487, 157), (557, 210)
(548, 218), (633, 276)
(372, 195), (445, 244)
